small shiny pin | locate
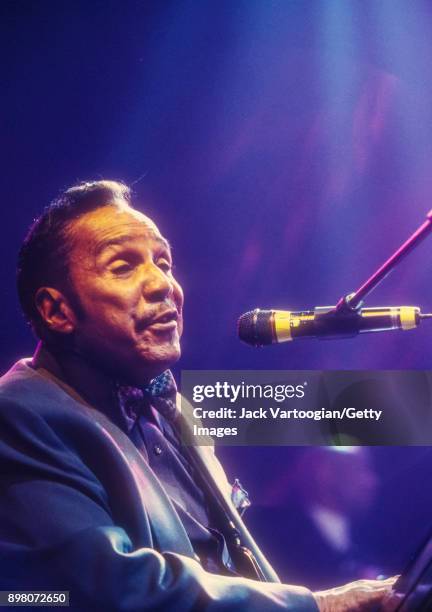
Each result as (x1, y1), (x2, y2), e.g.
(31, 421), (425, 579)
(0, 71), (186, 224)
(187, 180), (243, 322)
(231, 478), (251, 515)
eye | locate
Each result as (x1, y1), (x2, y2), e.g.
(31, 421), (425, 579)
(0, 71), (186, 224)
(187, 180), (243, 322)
(156, 258), (173, 273)
(110, 261), (134, 275)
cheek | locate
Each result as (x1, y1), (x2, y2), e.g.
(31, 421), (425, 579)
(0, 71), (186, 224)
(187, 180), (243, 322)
(78, 289), (140, 335)
(81, 278), (141, 311)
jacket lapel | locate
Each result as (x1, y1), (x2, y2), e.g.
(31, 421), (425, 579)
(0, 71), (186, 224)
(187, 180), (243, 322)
(178, 394), (280, 583)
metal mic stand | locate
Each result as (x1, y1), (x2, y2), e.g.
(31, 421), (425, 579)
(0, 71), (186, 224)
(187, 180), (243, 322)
(333, 209), (432, 318)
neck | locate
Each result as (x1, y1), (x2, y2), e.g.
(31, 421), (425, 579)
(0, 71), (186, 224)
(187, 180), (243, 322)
(33, 341), (123, 422)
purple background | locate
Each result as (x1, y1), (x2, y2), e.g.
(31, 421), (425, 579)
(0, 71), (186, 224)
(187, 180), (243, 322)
(3, 0), (432, 589)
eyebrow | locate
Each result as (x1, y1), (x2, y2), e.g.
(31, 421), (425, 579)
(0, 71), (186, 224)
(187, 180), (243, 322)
(93, 234), (171, 257)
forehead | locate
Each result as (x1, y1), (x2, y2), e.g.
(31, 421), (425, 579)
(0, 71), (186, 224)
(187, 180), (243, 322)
(68, 204), (169, 256)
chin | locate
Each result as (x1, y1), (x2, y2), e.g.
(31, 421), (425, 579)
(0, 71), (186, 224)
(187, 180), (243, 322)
(131, 343), (181, 382)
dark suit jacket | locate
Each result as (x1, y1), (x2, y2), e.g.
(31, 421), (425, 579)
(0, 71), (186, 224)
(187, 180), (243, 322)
(0, 360), (317, 611)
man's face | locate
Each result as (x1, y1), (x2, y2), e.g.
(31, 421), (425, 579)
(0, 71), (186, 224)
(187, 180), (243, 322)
(65, 203), (183, 384)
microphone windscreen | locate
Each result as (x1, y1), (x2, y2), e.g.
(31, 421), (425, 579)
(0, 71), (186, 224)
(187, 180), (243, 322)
(238, 309), (274, 346)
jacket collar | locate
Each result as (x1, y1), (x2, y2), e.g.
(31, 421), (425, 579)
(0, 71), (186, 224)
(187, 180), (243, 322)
(32, 341), (131, 432)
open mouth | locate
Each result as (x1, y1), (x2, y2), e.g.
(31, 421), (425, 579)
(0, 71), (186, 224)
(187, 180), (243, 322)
(153, 310), (178, 324)
(136, 308), (180, 334)
(145, 310), (178, 331)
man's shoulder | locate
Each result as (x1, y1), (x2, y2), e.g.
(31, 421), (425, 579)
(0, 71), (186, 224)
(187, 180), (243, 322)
(1, 358), (38, 385)
(2, 359), (57, 398)
(0, 359), (134, 475)
(0, 359), (85, 422)
(0, 359), (47, 404)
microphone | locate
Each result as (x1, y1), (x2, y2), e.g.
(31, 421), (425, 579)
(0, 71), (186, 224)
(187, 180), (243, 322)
(238, 305), (432, 346)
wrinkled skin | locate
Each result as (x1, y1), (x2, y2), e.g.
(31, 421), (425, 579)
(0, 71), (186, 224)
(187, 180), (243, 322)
(37, 202), (183, 385)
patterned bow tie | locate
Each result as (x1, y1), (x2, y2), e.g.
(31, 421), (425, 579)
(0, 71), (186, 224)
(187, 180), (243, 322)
(117, 369), (179, 424)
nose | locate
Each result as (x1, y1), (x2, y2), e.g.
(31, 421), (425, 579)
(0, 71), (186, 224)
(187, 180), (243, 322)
(141, 263), (174, 302)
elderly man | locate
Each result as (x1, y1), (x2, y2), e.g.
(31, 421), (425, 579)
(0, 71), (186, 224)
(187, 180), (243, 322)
(0, 180), (393, 610)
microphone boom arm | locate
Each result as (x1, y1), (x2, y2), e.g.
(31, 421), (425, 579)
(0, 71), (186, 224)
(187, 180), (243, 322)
(334, 209), (432, 313)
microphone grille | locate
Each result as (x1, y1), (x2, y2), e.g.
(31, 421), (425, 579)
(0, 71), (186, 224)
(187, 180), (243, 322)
(238, 309), (274, 346)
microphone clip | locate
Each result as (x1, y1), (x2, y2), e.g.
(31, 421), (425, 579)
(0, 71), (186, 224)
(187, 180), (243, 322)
(334, 292), (364, 314)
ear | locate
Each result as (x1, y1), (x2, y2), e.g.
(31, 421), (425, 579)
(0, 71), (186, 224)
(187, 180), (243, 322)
(35, 287), (77, 334)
